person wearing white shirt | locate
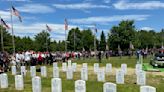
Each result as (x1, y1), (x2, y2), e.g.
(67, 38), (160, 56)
(25, 51), (31, 66)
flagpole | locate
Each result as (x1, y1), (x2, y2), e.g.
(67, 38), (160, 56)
(10, 4), (16, 55)
(46, 29), (48, 52)
(74, 29), (75, 51)
(0, 16), (4, 52)
(94, 24), (97, 57)
(64, 19), (68, 53)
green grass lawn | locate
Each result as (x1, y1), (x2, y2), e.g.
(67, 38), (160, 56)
(0, 56), (164, 92)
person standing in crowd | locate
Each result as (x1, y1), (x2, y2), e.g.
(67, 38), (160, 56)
(37, 53), (43, 65)
(16, 52), (21, 71)
(25, 50), (31, 66)
(98, 51), (102, 63)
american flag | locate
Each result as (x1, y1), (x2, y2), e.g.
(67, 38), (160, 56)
(94, 24), (97, 33)
(118, 44), (121, 51)
(46, 24), (52, 32)
(64, 18), (68, 30)
(1, 18), (10, 29)
(129, 41), (134, 49)
(12, 6), (22, 22)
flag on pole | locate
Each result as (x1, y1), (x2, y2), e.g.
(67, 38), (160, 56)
(95, 28), (97, 33)
(46, 24), (52, 32)
(94, 24), (97, 33)
(118, 44), (121, 51)
(129, 41), (134, 49)
(64, 18), (68, 30)
(106, 44), (109, 51)
(12, 6), (22, 22)
(0, 18), (10, 29)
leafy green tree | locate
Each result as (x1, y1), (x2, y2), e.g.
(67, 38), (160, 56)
(34, 30), (50, 51)
(99, 31), (106, 51)
(50, 40), (57, 52)
(67, 27), (82, 51)
(81, 29), (94, 51)
(108, 20), (136, 50)
(0, 26), (12, 53)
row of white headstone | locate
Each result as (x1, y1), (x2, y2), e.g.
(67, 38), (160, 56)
(0, 74), (156, 92)
(11, 62), (145, 85)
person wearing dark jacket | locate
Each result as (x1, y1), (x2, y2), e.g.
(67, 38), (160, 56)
(98, 51), (102, 63)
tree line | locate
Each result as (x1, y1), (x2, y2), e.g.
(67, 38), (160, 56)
(0, 20), (164, 53)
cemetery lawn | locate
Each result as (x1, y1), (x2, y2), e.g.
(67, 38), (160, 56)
(0, 56), (164, 92)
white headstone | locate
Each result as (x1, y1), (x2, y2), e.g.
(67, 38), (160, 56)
(41, 66), (47, 77)
(15, 75), (24, 90)
(72, 63), (77, 72)
(121, 64), (127, 75)
(116, 70), (124, 84)
(30, 66), (36, 77)
(11, 66), (17, 75)
(105, 63), (112, 73)
(32, 76), (41, 92)
(94, 63), (99, 73)
(82, 63), (88, 69)
(136, 64), (142, 75)
(97, 68), (105, 82)
(140, 86), (156, 92)
(53, 62), (58, 68)
(62, 63), (67, 72)
(81, 68), (88, 81)
(0, 73), (8, 88)
(68, 60), (72, 67)
(137, 71), (146, 85)
(21, 66), (26, 76)
(53, 67), (59, 78)
(75, 80), (86, 92)
(103, 82), (116, 92)
(51, 78), (62, 92)
(66, 67), (73, 80)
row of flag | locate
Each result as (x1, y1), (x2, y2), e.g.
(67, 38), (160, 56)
(0, 6), (21, 29)
(1, 6), (69, 31)
(46, 19), (68, 32)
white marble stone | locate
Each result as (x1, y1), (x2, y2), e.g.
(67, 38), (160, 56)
(94, 63), (99, 73)
(136, 64), (142, 75)
(53, 67), (59, 78)
(51, 78), (62, 92)
(66, 67), (73, 80)
(140, 86), (156, 92)
(137, 71), (146, 85)
(81, 68), (88, 81)
(103, 82), (116, 92)
(0, 73), (8, 88)
(68, 60), (72, 67)
(41, 66), (47, 77)
(15, 75), (24, 90)
(97, 68), (105, 82)
(32, 76), (41, 92)
(75, 80), (86, 92)
(72, 63), (77, 72)
(30, 66), (36, 77)
(82, 63), (88, 69)
(11, 66), (17, 75)
(21, 66), (26, 76)
(53, 62), (58, 68)
(105, 63), (112, 73)
(62, 63), (67, 72)
(116, 70), (124, 84)
(121, 64), (127, 75)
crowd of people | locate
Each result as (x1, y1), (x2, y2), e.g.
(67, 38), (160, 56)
(0, 48), (159, 73)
